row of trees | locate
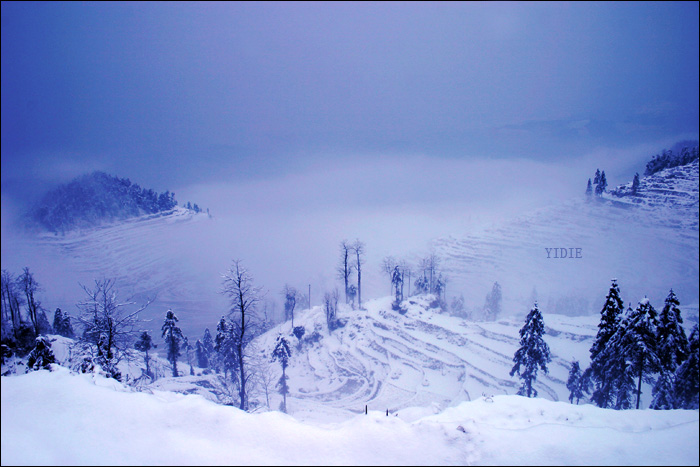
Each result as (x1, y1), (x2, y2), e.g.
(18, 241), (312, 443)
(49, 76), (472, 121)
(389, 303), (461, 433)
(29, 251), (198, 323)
(644, 144), (699, 176)
(586, 168), (608, 197)
(566, 280), (698, 410)
(29, 171), (182, 234)
(1, 268), (62, 356)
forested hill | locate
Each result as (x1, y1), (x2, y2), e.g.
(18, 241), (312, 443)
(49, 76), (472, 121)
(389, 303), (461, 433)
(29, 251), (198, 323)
(26, 171), (192, 233)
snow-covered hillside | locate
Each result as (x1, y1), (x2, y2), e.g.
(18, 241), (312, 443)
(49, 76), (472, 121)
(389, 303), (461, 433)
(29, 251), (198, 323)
(432, 160), (699, 319)
(2, 364), (698, 466)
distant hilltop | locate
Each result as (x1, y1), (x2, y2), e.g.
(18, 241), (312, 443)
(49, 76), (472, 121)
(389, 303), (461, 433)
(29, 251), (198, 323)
(26, 171), (204, 234)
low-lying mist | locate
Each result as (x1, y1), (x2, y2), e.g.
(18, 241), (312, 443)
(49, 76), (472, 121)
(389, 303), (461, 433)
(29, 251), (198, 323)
(2, 149), (696, 341)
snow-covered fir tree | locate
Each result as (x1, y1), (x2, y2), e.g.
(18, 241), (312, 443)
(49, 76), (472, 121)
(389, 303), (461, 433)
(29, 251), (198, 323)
(202, 328), (215, 371)
(656, 289), (689, 375)
(651, 289), (690, 409)
(510, 302), (551, 398)
(595, 170), (607, 196)
(586, 178), (593, 197)
(602, 304), (637, 410)
(181, 336), (195, 376)
(631, 172), (640, 195)
(26, 335), (56, 371)
(588, 279), (625, 408)
(134, 331), (156, 379)
(272, 334), (292, 413)
(214, 316), (238, 380)
(609, 298), (660, 409)
(672, 324), (699, 409)
(566, 360), (587, 404)
(161, 309), (184, 377)
(195, 339), (209, 369)
(391, 265), (403, 309)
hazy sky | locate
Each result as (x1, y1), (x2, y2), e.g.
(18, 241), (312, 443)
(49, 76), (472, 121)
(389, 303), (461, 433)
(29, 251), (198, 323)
(2, 1), (698, 200)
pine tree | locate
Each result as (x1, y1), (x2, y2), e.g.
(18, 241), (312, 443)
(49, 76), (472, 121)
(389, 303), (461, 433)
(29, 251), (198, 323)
(593, 169), (601, 185)
(214, 316), (237, 380)
(391, 265), (403, 310)
(612, 298), (660, 409)
(272, 334), (292, 413)
(202, 328), (215, 369)
(602, 304), (637, 410)
(161, 309), (184, 377)
(594, 171), (607, 196)
(195, 339), (209, 369)
(61, 312), (75, 338)
(134, 331), (156, 379)
(26, 336), (56, 371)
(651, 289), (690, 409)
(53, 308), (64, 335)
(567, 360), (585, 404)
(586, 178), (593, 197)
(181, 336), (194, 375)
(631, 173), (640, 196)
(589, 279), (625, 408)
(672, 324), (699, 409)
(510, 302), (551, 398)
(656, 289), (689, 375)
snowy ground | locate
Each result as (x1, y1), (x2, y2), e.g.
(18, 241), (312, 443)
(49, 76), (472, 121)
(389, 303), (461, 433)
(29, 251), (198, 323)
(1, 364), (698, 466)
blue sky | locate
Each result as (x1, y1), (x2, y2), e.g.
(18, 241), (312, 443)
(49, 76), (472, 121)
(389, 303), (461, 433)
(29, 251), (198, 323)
(1, 1), (698, 200)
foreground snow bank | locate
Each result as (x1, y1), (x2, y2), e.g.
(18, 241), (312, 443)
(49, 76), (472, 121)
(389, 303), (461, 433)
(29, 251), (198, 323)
(1, 366), (698, 466)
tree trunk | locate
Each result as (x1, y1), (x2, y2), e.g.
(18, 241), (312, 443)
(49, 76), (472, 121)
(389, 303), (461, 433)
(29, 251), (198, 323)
(636, 353), (644, 410)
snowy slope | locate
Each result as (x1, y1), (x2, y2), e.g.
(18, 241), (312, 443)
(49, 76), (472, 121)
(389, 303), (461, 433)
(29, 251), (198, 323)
(251, 295), (690, 422)
(2, 365), (698, 466)
(432, 160), (699, 320)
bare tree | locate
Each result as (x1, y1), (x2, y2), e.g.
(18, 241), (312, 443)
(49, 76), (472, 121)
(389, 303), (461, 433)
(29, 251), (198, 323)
(221, 259), (264, 411)
(419, 252), (441, 295)
(381, 256), (398, 295)
(19, 267), (41, 337)
(352, 239), (365, 310)
(1, 270), (24, 340)
(337, 240), (354, 304)
(75, 278), (153, 381)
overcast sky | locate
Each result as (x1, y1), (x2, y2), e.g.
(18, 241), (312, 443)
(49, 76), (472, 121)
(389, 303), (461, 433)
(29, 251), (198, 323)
(2, 1), (698, 201)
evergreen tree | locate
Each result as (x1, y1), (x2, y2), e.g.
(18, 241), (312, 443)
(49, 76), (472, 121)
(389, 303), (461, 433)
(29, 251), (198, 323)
(631, 173), (640, 195)
(37, 310), (53, 335)
(650, 370), (676, 410)
(595, 171), (607, 196)
(510, 302), (551, 398)
(214, 316), (237, 380)
(586, 178), (592, 197)
(611, 298), (660, 409)
(589, 279), (624, 408)
(161, 309), (184, 377)
(26, 336), (56, 371)
(195, 339), (209, 369)
(182, 336), (195, 375)
(58, 311), (75, 338)
(602, 304), (637, 410)
(656, 289), (689, 375)
(651, 289), (690, 409)
(672, 324), (699, 409)
(202, 328), (215, 368)
(593, 169), (601, 185)
(391, 265), (403, 309)
(53, 308), (64, 335)
(484, 282), (502, 321)
(134, 331), (156, 379)
(272, 334), (292, 413)
(567, 360), (585, 404)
